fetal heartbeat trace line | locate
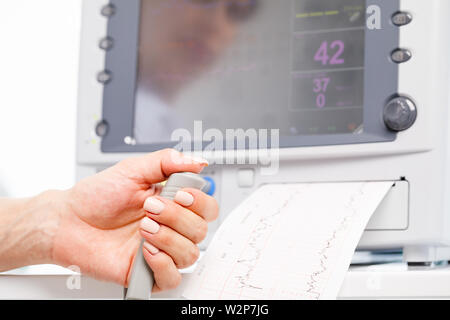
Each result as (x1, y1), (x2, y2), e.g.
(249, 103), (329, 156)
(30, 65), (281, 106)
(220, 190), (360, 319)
(234, 189), (302, 291)
(305, 185), (365, 299)
(185, 182), (390, 300)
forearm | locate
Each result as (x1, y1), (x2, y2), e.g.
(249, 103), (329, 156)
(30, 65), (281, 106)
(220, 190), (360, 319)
(0, 190), (63, 272)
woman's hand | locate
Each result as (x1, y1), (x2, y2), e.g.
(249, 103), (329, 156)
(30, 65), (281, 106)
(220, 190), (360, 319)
(52, 149), (218, 291)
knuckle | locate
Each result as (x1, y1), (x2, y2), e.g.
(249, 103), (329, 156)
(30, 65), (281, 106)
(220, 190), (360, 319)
(193, 221), (208, 244)
(162, 148), (180, 160)
(150, 255), (170, 275)
(163, 205), (177, 226)
(158, 256), (172, 272)
(161, 148), (175, 155)
(164, 148), (177, 157)
(210, 199), (219, 221)
(157, 229), (172, 247)
(179, 245), (200, 268)
(203, 198), (219, 222)
(167, 272), (182, 290)
(188, 245), (200, 265)
(167, 148), (178, 154)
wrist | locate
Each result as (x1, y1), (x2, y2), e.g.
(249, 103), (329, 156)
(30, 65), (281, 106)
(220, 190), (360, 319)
(30, 190), (67, 265)
(0, 190), (66, 271)
(18, 190), (65, 267)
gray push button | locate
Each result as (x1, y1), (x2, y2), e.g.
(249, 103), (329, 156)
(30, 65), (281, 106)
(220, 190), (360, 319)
(97, 70), (112, 84)
(392, 12), (412, 26)
(101, 4), (116, 17)
(237, 169), (255, 188)
(384, 96), (417, 132)
(99, 37), (114, 51)
(95, 120), (109, 137)
(391, 49), (412, 63)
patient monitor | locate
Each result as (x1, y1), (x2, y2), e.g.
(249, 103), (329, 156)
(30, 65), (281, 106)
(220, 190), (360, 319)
(77, 0), (450, 264)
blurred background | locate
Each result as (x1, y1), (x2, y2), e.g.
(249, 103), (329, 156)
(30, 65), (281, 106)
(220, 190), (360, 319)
(0, 0), (82, 199)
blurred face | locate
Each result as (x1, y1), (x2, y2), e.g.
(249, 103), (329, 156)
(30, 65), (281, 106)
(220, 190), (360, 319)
(138, 0), (257, 99)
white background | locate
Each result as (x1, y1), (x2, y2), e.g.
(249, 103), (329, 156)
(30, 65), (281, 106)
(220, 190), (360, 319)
(0, 0), (82, 198)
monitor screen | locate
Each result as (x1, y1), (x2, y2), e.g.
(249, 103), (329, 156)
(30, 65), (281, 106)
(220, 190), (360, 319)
(133, 0), (366, 145)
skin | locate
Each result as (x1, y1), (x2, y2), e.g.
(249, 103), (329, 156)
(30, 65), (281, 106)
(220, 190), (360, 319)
(138, 0), (239, 102)
(0, 149), (218, 292)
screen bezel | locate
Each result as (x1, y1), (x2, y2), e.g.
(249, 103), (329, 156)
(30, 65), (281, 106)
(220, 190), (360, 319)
(100, 0), (399, 153)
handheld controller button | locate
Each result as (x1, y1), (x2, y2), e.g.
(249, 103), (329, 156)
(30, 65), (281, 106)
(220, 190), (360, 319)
(202, 176), (216, 196)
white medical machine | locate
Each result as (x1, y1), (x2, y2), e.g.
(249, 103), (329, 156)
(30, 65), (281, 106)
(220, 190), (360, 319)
(77, 0), (450, 265)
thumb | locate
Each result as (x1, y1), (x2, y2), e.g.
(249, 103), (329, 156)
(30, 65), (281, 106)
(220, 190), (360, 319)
(119, 149), (209, 186)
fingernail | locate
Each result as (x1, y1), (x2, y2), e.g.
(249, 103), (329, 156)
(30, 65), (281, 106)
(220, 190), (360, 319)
(183, 155), (209, 166)
(143, 242), (159, 255)
(175, 191), (194, 207)
(141, 217), (160, 234)
(144, 197), (165, 214)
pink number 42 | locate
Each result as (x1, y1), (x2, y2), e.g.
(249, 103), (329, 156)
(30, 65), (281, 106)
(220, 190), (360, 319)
(314, 40), (345, 66)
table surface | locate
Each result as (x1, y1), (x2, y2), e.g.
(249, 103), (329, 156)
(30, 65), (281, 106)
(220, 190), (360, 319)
(1, 262), (450, 299)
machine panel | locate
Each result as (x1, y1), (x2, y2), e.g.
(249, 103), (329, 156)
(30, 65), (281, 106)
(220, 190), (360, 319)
(100, 0), (399, 152)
